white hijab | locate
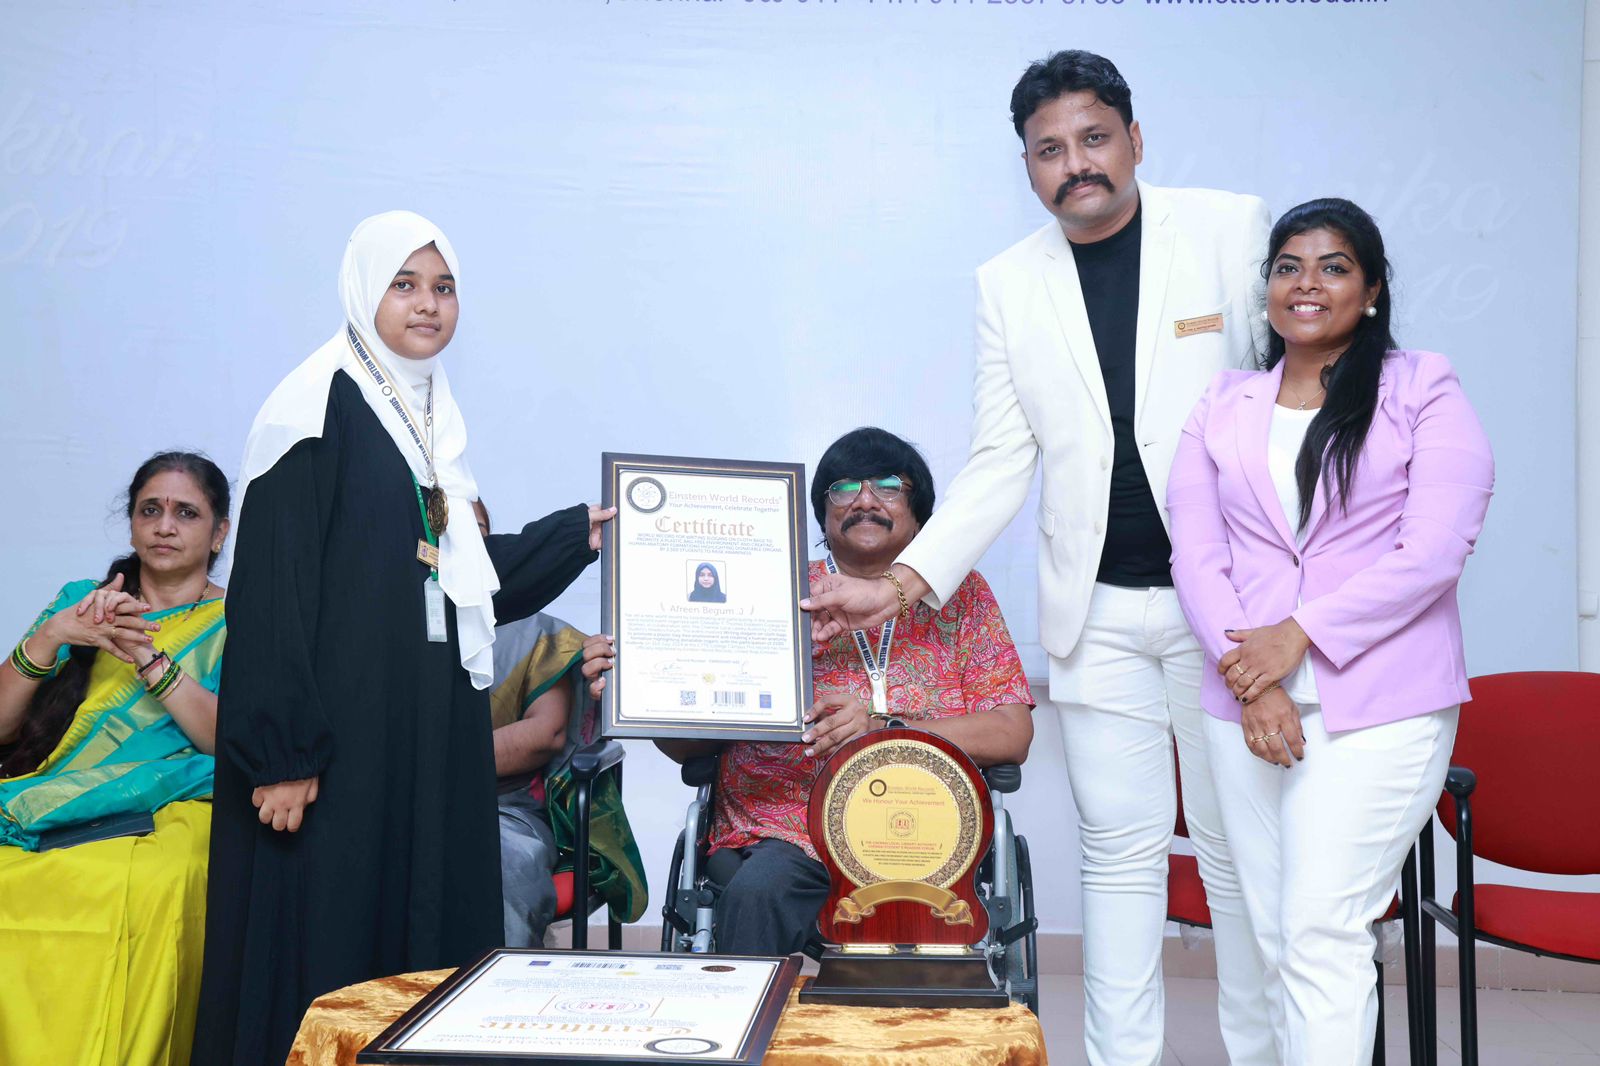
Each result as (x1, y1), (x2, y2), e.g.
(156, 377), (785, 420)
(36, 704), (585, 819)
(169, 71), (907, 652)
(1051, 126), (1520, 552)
(235, 210), (501, 689)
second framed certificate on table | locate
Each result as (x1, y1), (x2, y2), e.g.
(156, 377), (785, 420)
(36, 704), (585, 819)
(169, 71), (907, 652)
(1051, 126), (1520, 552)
(600, 454), (812, 741)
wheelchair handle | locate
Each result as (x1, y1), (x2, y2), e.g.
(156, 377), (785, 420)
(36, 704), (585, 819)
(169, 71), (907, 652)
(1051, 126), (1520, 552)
(984, 763), (1023, 794)
(681, 755), (720, 788)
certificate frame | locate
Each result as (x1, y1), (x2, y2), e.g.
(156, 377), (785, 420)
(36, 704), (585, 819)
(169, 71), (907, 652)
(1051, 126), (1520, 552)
(357, 949), (801, 1065)
(599, 452), (813, 742)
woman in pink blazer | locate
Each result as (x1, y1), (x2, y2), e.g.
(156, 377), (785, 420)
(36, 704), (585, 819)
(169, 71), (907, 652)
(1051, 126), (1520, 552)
(1168, 198), (1494, 1064)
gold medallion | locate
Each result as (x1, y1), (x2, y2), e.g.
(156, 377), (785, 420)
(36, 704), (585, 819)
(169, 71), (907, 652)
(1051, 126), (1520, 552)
(427, 484), (449, 536)
(821, 738), (982, 891)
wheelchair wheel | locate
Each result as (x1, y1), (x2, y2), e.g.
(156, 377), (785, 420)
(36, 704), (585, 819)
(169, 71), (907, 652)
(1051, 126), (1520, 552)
(1015, 833), (1040, 1014)
(661, 833), (686, 952)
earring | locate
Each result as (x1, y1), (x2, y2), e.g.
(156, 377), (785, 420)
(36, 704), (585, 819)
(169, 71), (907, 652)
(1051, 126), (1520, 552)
(1364, 306), (1377, 318)
(1261, 311), (1269, 322)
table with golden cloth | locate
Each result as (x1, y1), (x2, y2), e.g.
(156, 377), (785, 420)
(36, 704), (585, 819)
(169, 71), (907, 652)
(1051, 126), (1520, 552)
(288, 968), (1048, 1066)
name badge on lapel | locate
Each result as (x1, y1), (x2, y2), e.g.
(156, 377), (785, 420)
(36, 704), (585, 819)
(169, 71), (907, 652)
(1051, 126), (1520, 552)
(1174, 313), (1224, 338)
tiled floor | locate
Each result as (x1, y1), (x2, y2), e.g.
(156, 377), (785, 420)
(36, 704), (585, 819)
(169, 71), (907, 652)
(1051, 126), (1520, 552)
(1036, 975), (1600, 1065)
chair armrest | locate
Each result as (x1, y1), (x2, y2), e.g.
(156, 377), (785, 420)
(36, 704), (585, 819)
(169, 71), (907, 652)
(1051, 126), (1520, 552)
(1444, 765), (1476, 799)
(569, 740), (626, 782)
(681, 754), (720, 788)
(983, 763), (1022, 795)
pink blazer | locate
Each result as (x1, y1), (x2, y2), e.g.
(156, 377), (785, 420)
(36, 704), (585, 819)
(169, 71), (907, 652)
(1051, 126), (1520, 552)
(1168, 350), (1494, 730)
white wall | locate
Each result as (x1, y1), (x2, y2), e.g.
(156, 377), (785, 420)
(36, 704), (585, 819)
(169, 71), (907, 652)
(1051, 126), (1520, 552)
(1580, 0), (1600, 667)
(0, 1), (1587, 937)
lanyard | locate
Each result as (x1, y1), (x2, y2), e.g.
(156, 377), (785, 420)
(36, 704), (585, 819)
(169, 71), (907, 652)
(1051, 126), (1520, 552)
(824, 555), (894, 717)
(413, 475), (439, 578)
(348, 325), (437, 486)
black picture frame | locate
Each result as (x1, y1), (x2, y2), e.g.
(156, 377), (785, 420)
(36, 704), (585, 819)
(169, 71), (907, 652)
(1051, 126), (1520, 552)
(357, 949), (801, 1065)
(599, 453), (812, 742)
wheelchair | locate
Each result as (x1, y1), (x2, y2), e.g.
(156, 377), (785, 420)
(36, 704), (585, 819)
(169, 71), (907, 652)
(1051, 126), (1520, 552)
(658, 747), (1041, 1013)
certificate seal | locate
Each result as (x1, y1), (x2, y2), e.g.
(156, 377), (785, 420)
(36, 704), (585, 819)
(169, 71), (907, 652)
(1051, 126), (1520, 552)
(625, 476), (667, 513)
(645, 1037), (722, 1055)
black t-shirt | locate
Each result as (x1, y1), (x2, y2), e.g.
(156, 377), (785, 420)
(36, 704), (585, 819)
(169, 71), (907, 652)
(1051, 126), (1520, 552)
(1071, 206), (1173, 588)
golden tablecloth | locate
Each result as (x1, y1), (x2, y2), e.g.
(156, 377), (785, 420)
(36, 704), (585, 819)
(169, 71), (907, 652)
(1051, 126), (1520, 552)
(288, 967), (1047, 1066)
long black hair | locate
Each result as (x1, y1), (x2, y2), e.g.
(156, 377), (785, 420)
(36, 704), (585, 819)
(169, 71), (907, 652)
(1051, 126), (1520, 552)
(2, 451), (230, 777)
(1262, 198), (1396, 529)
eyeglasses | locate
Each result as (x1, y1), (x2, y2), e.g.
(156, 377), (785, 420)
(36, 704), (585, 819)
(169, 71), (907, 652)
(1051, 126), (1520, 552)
(826, 475), (911, 508)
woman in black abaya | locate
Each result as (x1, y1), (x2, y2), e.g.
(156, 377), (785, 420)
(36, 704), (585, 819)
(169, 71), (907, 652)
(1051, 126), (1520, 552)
(193, 211), (612, 1066)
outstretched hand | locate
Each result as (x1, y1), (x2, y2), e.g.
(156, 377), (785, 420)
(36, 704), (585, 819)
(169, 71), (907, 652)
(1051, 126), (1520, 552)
(801, 572), (900, 644)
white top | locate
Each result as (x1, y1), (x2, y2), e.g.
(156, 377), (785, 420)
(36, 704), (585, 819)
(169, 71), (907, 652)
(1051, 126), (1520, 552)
(1267, 404), (1320, 705)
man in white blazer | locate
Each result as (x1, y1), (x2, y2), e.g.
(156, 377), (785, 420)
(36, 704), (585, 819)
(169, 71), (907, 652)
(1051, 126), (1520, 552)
(804, 52), (1272, 1065)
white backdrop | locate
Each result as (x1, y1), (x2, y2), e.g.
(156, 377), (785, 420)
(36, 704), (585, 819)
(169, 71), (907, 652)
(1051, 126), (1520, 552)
(0, 0), (1585, 937)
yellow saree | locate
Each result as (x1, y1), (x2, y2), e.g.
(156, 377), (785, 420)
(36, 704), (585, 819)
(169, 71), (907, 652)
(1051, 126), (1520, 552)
(0, 584), (224, 1066)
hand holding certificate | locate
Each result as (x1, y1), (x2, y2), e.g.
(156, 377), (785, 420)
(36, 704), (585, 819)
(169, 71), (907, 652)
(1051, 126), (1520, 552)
(599, 454), (813, 742)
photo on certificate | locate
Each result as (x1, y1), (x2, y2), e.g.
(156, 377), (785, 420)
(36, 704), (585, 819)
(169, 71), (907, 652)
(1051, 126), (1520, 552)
(600, 453), (813, 742)
(357, 949), (801, 1065)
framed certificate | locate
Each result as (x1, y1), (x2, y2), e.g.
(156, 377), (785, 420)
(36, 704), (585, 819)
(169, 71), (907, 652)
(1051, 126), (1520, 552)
(358, 949), (799, 1064)
(599, 453), (812, 742)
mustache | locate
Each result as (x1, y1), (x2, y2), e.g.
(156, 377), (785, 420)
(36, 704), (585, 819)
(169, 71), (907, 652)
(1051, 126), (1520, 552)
(1054, 172), (1114, 205)
(841, 513), (893, 533)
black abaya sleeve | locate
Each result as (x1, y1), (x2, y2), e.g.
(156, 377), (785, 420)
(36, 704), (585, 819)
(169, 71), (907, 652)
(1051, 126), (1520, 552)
(484, 504), (597, 625)
(217, 428), (339, 789)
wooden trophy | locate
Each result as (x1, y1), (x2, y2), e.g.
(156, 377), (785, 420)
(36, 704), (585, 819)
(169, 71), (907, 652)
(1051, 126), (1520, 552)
(800, 727), (1009, 1008)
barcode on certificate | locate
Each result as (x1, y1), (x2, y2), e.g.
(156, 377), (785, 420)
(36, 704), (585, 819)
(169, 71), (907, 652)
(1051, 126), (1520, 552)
(571, 962), (625, 969)
(713, 691), (747, 707)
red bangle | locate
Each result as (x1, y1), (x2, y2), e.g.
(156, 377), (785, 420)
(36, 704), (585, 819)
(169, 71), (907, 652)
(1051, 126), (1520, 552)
(137, 652), (169, 679)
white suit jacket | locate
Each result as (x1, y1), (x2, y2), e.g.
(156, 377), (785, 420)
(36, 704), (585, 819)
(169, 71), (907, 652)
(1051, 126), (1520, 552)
(898, 181), (1271, 661)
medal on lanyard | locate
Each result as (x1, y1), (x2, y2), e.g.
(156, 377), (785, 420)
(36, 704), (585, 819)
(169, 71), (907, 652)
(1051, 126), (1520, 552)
(824, 555), (894, 718)
(414, 477), (449, 643)
(350, 326), (450, 537)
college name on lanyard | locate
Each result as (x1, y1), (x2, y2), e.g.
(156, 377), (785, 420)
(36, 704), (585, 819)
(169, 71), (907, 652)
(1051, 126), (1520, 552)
(824, 555), (894, 718)
(348, 325), (436, 480)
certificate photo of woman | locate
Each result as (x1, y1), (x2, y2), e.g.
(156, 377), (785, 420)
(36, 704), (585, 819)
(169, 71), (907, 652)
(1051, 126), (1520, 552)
(689, 562), (727, 603)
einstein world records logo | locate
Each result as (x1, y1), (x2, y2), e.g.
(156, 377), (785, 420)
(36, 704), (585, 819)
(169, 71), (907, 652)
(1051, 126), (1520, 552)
(625, 476), (666, 514)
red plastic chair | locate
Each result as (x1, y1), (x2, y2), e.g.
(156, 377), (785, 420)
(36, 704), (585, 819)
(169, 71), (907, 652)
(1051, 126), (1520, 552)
(1416, 672), (1600, 1066)
(1166, 747), (1405, 1064)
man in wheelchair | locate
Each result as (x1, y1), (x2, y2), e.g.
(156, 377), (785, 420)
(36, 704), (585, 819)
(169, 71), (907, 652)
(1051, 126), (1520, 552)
(586, 428), (1035, 958)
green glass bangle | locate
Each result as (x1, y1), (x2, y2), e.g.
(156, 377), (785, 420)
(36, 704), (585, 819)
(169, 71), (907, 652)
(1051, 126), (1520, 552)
(147, 661), (182, 701)
(10, 641), (55, 680)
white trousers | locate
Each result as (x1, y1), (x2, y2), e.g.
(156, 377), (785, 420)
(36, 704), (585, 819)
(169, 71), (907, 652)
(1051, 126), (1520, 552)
(1205, 703), (1459, 1066)
(1052, 584), (1273, 1066)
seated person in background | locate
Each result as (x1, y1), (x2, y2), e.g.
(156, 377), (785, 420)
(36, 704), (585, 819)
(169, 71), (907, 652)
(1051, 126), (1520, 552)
(476, 500), (646, 947)
(0, 451), (230, 1066)
(584, 427), (1034, 956)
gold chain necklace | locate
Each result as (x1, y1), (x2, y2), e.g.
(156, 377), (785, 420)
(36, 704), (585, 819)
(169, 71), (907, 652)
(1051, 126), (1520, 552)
(1282, 375), (1327, 411)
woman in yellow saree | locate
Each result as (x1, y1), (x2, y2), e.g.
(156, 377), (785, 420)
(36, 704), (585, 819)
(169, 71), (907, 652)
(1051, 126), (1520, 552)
(0, 452), (230, 1066)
